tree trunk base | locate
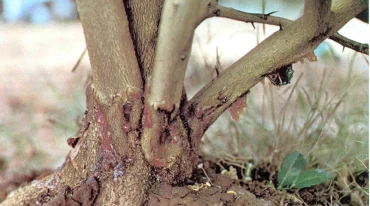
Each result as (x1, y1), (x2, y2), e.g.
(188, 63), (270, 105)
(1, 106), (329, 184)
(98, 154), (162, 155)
(0, 170), (272, 206)
(0, 159), (276, 206)
(4, 157), (361, 206)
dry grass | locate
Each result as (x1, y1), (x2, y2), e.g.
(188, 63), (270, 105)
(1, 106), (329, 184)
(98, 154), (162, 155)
(185, 18), (369, 170)
(189, 18), (368, 204)
(0, 23), (89, 171)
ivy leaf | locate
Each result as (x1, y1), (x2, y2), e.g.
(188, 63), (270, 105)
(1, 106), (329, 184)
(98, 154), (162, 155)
(278, 151), (306, 188)
(293, 169), (333, 189)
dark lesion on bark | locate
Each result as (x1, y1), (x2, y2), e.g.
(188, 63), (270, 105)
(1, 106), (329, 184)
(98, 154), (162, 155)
(67, 120), (90, 149)
(44, 176), (99, 206)
(309, 26), (332, 43)
(122, 103), (133, 133)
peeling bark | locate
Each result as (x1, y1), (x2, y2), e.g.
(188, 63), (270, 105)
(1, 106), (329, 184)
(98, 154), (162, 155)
(229, 93), (248, 122)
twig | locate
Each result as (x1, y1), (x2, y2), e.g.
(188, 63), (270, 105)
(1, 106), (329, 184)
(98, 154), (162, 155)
(207, 3), (290, 28)
(71, 48), (87, 73)
(205, 0), (368, 55)
(330, 33), (369, 55)
(198, 163), (213, 185)
(214, 47), (222, 77)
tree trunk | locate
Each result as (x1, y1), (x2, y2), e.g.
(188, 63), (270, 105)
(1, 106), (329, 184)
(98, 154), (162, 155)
(2, 1), (161, 205)
(1, 0), (367, 205)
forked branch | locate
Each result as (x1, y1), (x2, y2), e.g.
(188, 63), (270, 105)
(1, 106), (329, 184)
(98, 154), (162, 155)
(182, 0), (367, 144)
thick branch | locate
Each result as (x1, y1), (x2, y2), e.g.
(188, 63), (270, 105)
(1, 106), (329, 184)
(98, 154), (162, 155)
(303, 0), (331, 34)
(149, 0), (210, 113)
(142, 0), (211, 169)
(183, 0), (367, 144)
(76, 0), (143, 103)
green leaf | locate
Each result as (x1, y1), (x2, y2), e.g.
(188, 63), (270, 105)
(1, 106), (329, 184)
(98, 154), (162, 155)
(293, 169), (333, 189)
(278, 151), (306, 188)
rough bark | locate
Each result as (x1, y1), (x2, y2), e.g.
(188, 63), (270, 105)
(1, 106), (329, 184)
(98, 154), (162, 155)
(1, 0), (367, 205)
(123, 0), (164, 78)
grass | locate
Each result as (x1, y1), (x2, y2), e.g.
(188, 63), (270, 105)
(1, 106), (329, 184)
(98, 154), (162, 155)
(206, 66), (367, 161)
(202, 50), (368, 167)
(199, 47), (368, 204)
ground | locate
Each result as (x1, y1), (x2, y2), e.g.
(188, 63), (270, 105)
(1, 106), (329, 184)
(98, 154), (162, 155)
(1, 157), (367, 205)
(0, 20), (368, 205)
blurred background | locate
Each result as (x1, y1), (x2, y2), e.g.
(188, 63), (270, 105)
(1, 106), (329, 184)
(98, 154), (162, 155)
(1, 0), (77, 23)
(0, 0), (368, 193)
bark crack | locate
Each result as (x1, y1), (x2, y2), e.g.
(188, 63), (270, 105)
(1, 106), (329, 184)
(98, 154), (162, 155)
(122, 1), (147, 87)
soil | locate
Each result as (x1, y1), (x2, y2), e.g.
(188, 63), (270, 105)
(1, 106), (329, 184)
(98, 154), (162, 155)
(0, 157), (367, 205)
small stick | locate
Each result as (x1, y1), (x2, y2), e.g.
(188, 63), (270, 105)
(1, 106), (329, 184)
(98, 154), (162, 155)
(72, 48), (87, 73)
